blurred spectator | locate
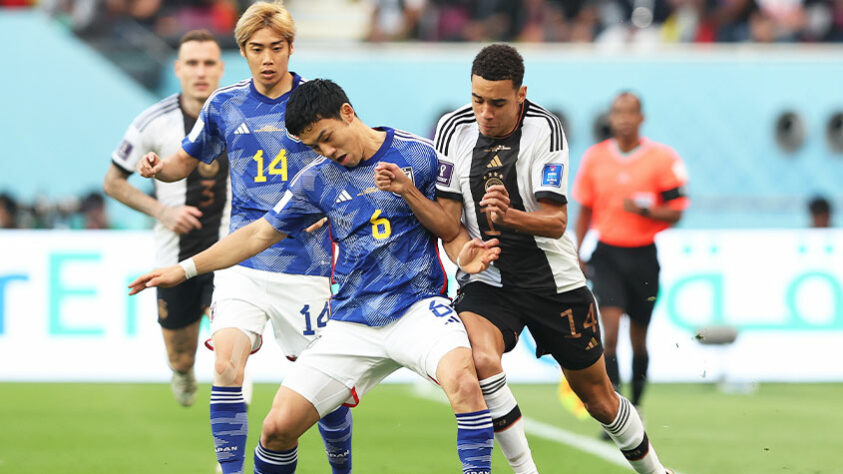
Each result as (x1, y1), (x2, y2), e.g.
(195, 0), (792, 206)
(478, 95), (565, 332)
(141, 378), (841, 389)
(79, 191), (110, 229)
(366, 0), (427, 41)
(0, 193), (18, 229)
(808, 195), (833, 228)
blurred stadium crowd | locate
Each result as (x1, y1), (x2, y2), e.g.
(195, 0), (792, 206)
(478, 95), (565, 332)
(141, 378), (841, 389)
(0, 0), (841, 44)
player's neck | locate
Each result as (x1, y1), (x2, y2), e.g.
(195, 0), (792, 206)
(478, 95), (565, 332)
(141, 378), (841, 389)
(254, 72), (293, 99)
(179, 94), (204, 119)
(614, 135), (641, 153)
(361, 126), (387, 160)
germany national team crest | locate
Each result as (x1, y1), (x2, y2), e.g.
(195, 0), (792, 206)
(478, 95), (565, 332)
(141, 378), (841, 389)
(197, 161), (220, 178)
(483, 170), (504, 191)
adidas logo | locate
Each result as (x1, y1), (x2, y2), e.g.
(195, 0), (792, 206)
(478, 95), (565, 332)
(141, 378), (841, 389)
(233, 123), (250, 135)
(334, 190), (353, 204)
(487, 155), (502, 168)
(586, 337), (599, 350)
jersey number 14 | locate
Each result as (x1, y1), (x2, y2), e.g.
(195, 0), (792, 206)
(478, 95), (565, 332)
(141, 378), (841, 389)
(252, 149), (288, 182)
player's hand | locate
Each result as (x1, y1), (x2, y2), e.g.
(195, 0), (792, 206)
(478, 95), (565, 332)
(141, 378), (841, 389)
(159, 205), (203, 234)
(374, 162), (412, 195)
(457, 237), (501, 274)
(623, 198), (646, 215)
(305, 217), (328, 233)
(479, 184), (510, 225)
(138, 152), (164, 178)
(128, 265), (186, 295)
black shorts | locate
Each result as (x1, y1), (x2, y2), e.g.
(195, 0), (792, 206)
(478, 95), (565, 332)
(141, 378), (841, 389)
(156, 273), (214, 330)
(587, 242), (660, 326)
(453, 282), (603, 370)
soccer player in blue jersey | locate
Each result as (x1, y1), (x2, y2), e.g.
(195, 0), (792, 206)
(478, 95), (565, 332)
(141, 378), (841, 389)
(134, 3), (352, 473)
(130, 78), (500, 474)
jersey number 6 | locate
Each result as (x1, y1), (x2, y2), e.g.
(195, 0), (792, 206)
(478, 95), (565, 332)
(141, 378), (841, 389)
(252, 149), (288, 183)
(370, 209), (391, 240)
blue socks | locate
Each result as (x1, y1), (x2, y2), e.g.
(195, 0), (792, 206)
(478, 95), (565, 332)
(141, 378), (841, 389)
(317, 405), (353, 473)
(254, 442), (297, 474)
(455, 409), (494, 474)
(210, 386), (248, 474)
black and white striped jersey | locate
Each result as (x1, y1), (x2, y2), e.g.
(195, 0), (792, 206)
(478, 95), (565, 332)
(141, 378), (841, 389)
(111, 94), (231, 266)
(434, 100), (585, 293)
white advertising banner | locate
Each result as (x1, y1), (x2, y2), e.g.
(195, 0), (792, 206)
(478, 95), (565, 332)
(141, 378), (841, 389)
(0, 229), (841, 383)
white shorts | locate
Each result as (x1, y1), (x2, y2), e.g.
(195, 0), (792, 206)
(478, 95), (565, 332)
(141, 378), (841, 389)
(208, 265), (331, 358)
(282, 296), (471, 417)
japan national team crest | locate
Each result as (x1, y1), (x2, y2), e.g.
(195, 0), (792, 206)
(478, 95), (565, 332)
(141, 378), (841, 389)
(542, 163), (564, 187)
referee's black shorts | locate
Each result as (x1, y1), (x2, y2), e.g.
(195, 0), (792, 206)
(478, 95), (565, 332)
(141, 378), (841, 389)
(156, 273), (214, 330)
(453, 282), (604, 371)
(586, 241), (660, 326)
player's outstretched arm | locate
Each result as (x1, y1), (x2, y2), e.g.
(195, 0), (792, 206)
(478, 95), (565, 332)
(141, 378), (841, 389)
(129, 218), (286, 295)
(374, 162), (461, 241)
(138, 148), (200, 182)
(455, 237), (501, 274)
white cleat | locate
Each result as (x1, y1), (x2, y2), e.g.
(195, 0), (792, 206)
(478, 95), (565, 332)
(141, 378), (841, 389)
(171, 368), (198, 407)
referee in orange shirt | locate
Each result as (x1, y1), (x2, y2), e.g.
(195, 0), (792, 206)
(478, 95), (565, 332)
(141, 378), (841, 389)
(572, 92), (689, 413)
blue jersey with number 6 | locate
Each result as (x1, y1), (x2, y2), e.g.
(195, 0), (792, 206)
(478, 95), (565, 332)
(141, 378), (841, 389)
(182, 75), (332, 276)
(263, 128), (448, 326)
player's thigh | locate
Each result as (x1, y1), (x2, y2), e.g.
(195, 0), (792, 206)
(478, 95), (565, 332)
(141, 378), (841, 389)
(156, 273), (212, 330)
(385, 296), (473, 384)
(209, 266), (273, 353)
(588, 243), (629, 310)
(265, 273), (332, 359)
(284, 320), (401, 417)
(524, 286), (604, 371)
(454, 283), (524, 354)
(623, 249), (660, 327)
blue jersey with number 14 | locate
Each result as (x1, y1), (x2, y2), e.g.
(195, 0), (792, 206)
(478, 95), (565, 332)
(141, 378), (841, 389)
(263, 128), (448, 327)
(182, 75), (332, 276)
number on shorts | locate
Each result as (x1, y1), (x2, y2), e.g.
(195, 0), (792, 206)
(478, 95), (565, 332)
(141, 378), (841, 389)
(302, 302), (329, 336)
(560, 305), (598, 339)
(429, 300), (454, 318)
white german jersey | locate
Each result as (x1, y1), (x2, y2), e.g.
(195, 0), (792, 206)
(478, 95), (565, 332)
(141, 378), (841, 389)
(111, 94), (231, 267)
(434, 101), (585, 294)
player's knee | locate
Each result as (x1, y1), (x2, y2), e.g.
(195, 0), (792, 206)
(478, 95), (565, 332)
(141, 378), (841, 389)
(261, 410), (299, 450)
(471, 348), (503, 378)
(582, 391), (617, 424)
(443, 365), (483, 405)
(213, 358), (244, 385)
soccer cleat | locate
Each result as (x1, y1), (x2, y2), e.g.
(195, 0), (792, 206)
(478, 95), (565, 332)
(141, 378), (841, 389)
(665, 469), (675, 474)
(171, 368), (198, 407)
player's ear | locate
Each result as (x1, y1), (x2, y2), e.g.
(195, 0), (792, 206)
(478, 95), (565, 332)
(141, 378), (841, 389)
(341, 103), (354, 124)
(288, 40), (294, 56)
(239, 46), (246, 59)
(517, 85), (527, 104)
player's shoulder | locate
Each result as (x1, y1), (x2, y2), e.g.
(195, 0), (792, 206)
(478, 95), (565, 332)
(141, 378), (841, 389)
(131, 94), (180, 132)
(206, 79), (252, 106)
(290, 156), (331, 190)
(523, 101), (565, 152)
(434, 104), (476, 156)
(582, 139), (613, 160)
(392, 128), (435, 152)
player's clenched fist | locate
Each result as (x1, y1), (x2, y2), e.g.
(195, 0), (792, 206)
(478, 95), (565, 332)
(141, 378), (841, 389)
(374, 162), (412, 195)
(128, 265), (187, 295)
(137, 152), (164, 178)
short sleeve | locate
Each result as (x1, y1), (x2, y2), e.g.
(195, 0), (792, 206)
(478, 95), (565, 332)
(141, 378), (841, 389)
(658, 148), (690, 211)
(531, 131), (570, 205)
(181, 99), (225, 163)
(263, 174), (326, 236)
(111, 122), (148, 174)
(433, 114), (463, 202)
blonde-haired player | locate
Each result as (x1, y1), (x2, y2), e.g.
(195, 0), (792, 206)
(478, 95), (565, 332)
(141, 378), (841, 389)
(136, 3), (353, 473)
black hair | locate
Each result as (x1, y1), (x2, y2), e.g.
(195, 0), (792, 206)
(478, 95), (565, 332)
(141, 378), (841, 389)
(286, 79), (352, 137)
(808, 196), (832, 215)
(471, 44), (525, 89)
(614, 90), (643, 113)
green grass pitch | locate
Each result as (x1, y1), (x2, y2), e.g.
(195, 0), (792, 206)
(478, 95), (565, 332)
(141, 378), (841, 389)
(2, 382), (841, 473)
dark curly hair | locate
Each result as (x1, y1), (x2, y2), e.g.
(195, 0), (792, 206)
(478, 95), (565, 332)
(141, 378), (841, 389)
(471, 44), (525, 89)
